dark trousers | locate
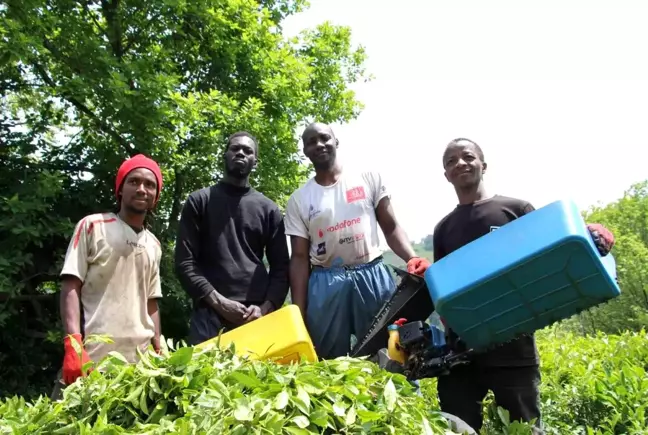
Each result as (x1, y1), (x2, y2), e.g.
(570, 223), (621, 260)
(437, 364), (542, 433)
(50, 369), (65, 401)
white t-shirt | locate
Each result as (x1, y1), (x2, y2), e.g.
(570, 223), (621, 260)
(284, 169), (389, 267)
(60, 213), (163, 363)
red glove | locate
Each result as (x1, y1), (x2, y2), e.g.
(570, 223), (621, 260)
(407, 256), (431, 276)
(587, 223), (615, 256)
(62, 333), (92, 385)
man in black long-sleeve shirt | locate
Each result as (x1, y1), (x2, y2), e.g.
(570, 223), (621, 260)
(175, 131), (290, 345)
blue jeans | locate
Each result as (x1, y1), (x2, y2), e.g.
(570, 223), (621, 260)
(307, 257), (396, 360)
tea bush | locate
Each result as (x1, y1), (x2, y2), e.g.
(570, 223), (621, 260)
(421, 328), (648, 434)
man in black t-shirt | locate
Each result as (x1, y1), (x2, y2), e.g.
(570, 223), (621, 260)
(432, 138), (614, 433)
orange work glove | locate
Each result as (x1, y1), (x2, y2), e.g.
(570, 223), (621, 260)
(62, 333), (92, 385)
(407, 256), (431, 276)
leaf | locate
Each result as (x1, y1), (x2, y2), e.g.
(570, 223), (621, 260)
(333, 402), (346, 417)
(233, 399), (254, 421)
(139, 386), (150, 415)
(229, 371), (262, 389)
(309, 408), (329, 427)
(357, 409), (382, 422)
(345, 405), (357, 426)
(106, 351), (130, 365)
(384, 378), (397, 412)
(274, 389), (289, 410)
(125, 385), (144, 407)
(291, 415), (310, 429)
(168, 346), (193, 367)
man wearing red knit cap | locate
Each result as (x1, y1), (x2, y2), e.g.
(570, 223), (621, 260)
(54, 154), (164, 395)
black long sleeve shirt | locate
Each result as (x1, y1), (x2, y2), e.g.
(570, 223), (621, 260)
(174, 182), (290, 310)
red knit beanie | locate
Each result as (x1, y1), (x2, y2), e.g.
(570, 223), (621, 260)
(115, 154), (163, 205)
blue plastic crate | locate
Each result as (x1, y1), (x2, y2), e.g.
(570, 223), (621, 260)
(424, 199), (620, 351)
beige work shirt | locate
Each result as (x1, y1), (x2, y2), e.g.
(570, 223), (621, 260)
(60, 213), (163, 364)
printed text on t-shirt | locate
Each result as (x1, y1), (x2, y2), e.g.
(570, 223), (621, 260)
(339, 233), (365, 245)
(346, 187), (366, 203)
(323, 217), (361, 234)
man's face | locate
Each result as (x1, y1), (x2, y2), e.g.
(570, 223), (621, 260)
(224, 136), (257, 178)
(302, 123), (337, 169)
(120, 168), (158, 214)
(443, 142), (487, 189)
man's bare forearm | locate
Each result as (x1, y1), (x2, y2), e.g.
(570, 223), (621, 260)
(60, 277), (82, 336)
(385, 227), (417, 263)
(289, 256), (310, 319)
(147, 298), (161, 350)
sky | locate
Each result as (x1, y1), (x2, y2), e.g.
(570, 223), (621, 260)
(281, 0), (648, 245)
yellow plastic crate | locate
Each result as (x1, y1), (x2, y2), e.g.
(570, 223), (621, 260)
(195, 304), (318, 364)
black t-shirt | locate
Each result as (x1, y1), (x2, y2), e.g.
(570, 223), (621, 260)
(432, 195), (540, 367)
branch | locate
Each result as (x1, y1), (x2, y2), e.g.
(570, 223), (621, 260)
(31, 61), (134, 156)
(83, 0), (107, 37)
(101, 0), (123, 60)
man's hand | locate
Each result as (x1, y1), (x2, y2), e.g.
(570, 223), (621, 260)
(215, 297), (250, 324)
(62, 333), (92, 385)
(244, 305), (262, 323)
(205, 290), (249, 324)
(407, 256), (431, 276)
(242, 301), (275, 324)
(587, 223), (615, 256)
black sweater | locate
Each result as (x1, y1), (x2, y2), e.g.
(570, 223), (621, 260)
(174, 182), (290, 310)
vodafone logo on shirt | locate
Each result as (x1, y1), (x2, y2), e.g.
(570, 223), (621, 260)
(321, 217), (361, 234)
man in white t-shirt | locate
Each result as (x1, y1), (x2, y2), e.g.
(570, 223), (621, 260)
(284, 122), (431, 359)
(55, 154), (164, 394)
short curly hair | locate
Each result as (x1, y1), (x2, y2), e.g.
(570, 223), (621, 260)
(226, 131), (259, 153)
(443, 138), (484, 163)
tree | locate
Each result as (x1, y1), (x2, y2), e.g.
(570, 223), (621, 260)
(421, 234), (434, 252)
(0, 0), (369, 398)
(560, 181), (648, 334)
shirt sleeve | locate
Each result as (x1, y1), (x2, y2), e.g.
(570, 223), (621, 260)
(521, 202), (536, 215)
(60, 217), (92, 282)
(432, 223), (446, 262)
(148, 246), (163, 299)
(368, 171), (390, 207)
(175, 193), (218, 300)
(283, 194), (309, 240)
(264, 206), (290, 309)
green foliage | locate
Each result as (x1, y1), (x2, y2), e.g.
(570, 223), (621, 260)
(0, 0), (369, 398)
(420, 329), (648, 434)
(5, 329), (646, 434)
(560, 181), (648, 335)
(535, 328), (648, 434)
(0, 342), (454, 434)
(383, 240), (434, 269)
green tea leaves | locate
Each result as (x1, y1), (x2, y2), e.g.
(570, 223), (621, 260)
(0, 342), (454, 434)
